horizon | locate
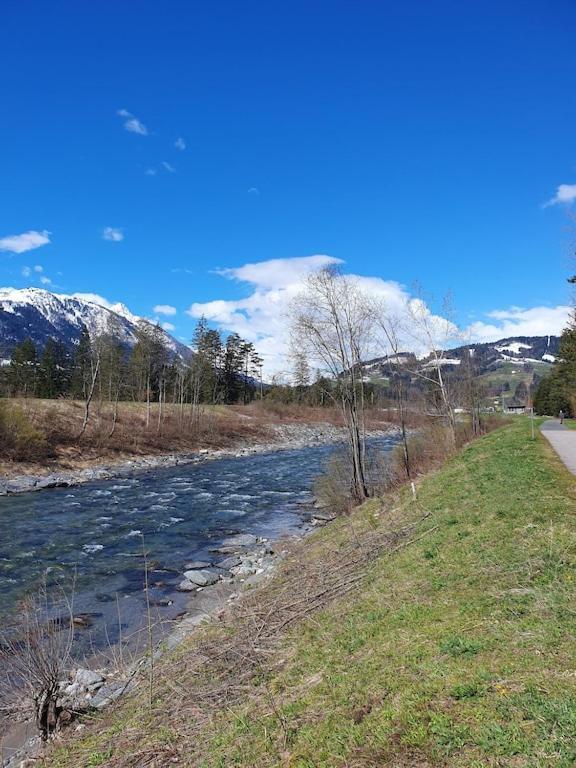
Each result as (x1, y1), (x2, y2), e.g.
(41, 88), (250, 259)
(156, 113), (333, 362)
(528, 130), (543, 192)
(2, 1), (575, 371)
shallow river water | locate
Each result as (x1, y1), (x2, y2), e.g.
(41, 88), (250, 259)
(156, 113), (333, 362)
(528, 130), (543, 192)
(0, 436), (398, 649)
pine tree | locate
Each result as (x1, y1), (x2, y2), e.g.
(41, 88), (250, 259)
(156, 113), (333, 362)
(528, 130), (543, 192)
(38, 339), (71, 398)
(8, 338), (38, 397)
(222, 333), (243, 403)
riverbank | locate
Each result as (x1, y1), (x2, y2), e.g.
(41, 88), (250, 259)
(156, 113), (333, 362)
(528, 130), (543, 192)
(0, 432), (402, 766)
(0, 398), (398, 483)
(0, 422), (396, 496)
(35, 418), (576, 767)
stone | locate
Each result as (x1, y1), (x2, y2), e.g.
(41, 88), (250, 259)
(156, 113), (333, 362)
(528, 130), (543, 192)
(91, 682), (128, 710)
(71, 614), (94, 629)
(216, 555), (242, 571)
(220, 533), (258, 548)
(311, 511), (336, 523)
(5, 477), (40, 494)
(177, 579), (197, 592)
(75, 668), (105, 691)
(182, 569), (220, 587)
(183, 560), (212, 570)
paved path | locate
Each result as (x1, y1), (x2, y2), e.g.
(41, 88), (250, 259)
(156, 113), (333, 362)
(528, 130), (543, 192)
(541, 420), (576, 475)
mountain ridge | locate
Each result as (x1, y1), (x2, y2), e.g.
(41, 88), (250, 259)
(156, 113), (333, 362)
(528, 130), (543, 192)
(363, 334), (560, 377)
(0, 287), (190, 360)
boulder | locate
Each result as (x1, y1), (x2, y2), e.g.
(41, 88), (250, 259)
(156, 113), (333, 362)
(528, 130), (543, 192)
(91, 682), (128, 710)
(220, 533), (258, 548)
(183, 560), (212, 570)
(182, 569), (220, 587)
(5, 477), (40, 494)
(177, 579), (197, 592)
(216, 555), (242, 571)
(74, 668), (105, 692)
(311, 512), (336, 523)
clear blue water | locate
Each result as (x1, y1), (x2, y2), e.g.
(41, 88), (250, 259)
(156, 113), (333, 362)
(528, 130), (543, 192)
(0, 437), (398, 648)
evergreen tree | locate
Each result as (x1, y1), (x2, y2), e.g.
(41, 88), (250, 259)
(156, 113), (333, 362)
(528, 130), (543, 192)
(38, 339), (71, 398)
(533, 313), (576, 416)
(222, 333), (244, 403)
(8, 338), (38, 397)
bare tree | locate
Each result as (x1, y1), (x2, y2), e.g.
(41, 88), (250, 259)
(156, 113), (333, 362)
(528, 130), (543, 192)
(402, 293), (461, 449)
(77, 346), (100, 439)
(291, 267), (372, 502)
(371, 303), (413, 480)
(0, 580), (75, 740)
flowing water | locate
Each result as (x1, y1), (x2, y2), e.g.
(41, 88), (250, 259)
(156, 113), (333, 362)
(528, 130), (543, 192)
(0, 436), (398, 649)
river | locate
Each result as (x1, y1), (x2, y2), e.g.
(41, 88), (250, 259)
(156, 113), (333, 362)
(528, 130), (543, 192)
(0, 435), (399, 651)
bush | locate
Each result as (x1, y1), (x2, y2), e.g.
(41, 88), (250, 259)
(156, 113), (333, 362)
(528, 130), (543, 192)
(0, 399), (49, 461)
(313, 452), (354, 516)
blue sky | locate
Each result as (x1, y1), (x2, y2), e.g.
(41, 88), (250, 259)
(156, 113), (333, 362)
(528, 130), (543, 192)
(1, 0), (575, 369)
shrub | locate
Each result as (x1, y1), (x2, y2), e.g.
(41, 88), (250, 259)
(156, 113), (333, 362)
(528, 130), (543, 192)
(0, 399), (49, 461)
(313, 452), (354, 516)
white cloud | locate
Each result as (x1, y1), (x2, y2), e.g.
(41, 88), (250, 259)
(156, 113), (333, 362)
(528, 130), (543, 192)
(154, 304), (177, 316)
(467, 305), (571, 341)
(102, 226), (124, 242)
(161, 161), (176, 173)
(0, 230), (50, 254)
(22, 264), (52, 285)
(188, 255), (422, 374)
(145, 168), (157, 176)
(174, 137), (186, 150)
(188, 255), (570, 375)
(248, 187), (260, 195)
(161, 321), (176, 332)
(543, 184), (576, 207)
(117, 108), (148, 136)
(215, 255), (343, 290)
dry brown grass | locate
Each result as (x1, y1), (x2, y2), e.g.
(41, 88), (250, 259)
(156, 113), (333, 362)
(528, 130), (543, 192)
(0, 399), (271, 478)
(0, 399), (395, 479)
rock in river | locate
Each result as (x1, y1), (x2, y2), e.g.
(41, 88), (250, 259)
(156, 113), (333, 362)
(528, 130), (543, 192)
(220, 533), (258, 548)
(182, 569), (221, 587)
(183, 560), (212, 570)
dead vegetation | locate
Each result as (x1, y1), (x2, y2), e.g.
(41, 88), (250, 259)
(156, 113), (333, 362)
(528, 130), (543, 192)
(0, 580), (75, 742)
(0, 398), (344, 475)
(0, 399), (385, 479)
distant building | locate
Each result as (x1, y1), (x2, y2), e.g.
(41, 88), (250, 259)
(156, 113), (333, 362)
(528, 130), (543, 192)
(504, 404), (527, 414)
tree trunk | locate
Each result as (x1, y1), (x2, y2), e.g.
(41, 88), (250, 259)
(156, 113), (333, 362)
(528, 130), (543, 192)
(78, 356), (100, 438)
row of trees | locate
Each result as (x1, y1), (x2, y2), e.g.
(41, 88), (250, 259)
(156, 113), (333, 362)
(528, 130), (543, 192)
(0, 320), (265, 425)
(533, 317), (576, 416)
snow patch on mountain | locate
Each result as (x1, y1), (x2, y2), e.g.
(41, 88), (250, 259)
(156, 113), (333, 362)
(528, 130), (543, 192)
(0, 287), (189, 358)
(495, 342), (532, 355)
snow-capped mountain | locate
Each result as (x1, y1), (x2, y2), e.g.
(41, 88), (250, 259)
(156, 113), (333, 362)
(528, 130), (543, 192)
(0, 287), (190, 359)
(363, 335), (560, 378)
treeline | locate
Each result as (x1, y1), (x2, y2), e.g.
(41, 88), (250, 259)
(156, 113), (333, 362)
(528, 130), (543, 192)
(0, 318), (265, 409)
(534, 318), (576, 416)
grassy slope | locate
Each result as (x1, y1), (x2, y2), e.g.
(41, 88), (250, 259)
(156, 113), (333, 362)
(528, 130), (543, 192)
(47, 421), (576, 767)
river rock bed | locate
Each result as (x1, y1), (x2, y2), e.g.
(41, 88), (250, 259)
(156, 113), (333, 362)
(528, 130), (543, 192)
(0, 423), (396, 496)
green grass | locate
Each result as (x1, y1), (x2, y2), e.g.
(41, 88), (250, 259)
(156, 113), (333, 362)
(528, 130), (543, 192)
(197, 420), (576, 767)
(45, 420), (576, 767)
